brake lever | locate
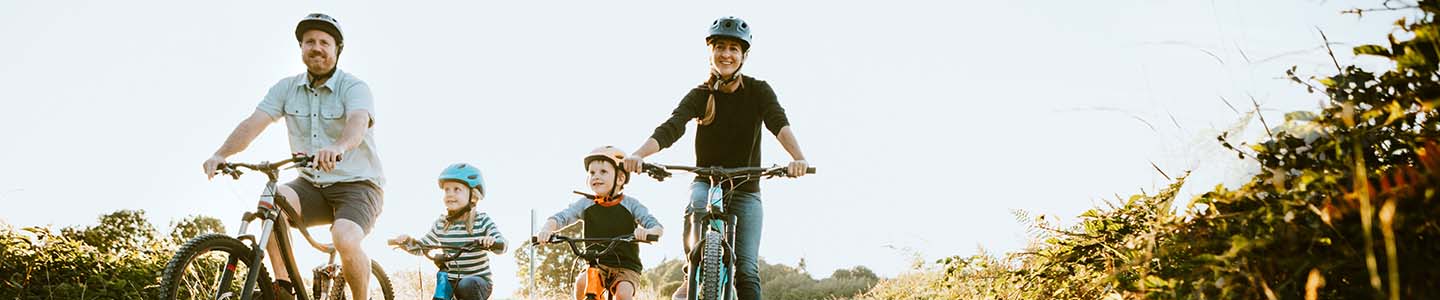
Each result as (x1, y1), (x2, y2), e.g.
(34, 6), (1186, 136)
(218, 166), (243, 180)
(643, 164), (672, 181)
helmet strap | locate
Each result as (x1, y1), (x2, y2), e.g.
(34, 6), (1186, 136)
(608, 170), (626, 199)
(709, 62), (744, 90)
(307, 66), (337, 88)
(446, 188), (478, 221)
(447, 199), (475, 221)
(574, 190), (625, 207)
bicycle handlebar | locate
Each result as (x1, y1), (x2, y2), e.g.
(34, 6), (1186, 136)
(641, 163), (816, 182)
(214, 153), (322, 180)
(388, 239), (506, 262)
(529, 234), (656, 261)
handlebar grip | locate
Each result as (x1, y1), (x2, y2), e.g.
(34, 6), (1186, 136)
(807, 167), (817, 174)
(645, 234), (659, 242)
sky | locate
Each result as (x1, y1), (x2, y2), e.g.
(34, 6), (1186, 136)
(0, 0), (1418, 298)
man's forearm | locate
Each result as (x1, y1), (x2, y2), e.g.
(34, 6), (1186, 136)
(331, 110), (371, 151)
(214, 111), (271, 157)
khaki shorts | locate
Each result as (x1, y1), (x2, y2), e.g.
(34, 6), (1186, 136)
(599, 264), (642, 294)
(282, 178), (383, 234)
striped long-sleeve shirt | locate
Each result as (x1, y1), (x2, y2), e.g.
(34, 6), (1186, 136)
(403, 210), (506, 280)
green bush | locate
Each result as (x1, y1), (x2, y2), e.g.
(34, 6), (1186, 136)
(0, 211), (225, 300)
(864, 2), (1440, 299)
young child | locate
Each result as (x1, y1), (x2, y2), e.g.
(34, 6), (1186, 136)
(537, 146), (664, 300)
(389, 163), (506, 300)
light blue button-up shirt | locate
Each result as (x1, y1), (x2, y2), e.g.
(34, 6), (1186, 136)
(256, 69), (384, 187)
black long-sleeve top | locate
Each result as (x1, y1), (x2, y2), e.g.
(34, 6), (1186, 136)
(649, 75), (790, 193)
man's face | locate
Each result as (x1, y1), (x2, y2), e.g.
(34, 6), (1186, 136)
(299, 29), (338, 75)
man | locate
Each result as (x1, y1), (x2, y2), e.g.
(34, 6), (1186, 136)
(201, 13), (384, 300)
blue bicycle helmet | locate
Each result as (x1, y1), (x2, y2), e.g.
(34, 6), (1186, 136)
(438, 163), (485, 194)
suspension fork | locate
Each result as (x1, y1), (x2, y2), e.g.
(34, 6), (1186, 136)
(238, 182), (281, 300)
(238, 183), (313, 300)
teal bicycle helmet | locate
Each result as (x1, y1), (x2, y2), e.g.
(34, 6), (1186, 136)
(438, 163), (485, 194)
(707, 16), (752, 51)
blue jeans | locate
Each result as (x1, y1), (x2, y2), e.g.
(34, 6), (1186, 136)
(451, 275), (492, 300)
(687, 182), (763, 300)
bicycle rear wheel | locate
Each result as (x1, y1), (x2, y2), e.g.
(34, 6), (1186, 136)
(325, 259), (395, 300)
(158, 233), (274, 300)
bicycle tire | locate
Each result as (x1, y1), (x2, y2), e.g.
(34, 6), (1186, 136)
(326, 259), (395, 300)
(158, 233), (274, 300)
(697, 231), (725, 300)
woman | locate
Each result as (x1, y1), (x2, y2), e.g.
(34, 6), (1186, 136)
(621, 16), (809, 300)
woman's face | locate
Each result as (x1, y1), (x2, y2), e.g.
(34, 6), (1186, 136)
(708, 38), (747, 77)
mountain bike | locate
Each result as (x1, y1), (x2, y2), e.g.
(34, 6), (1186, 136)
(388, 239), (506, 300)
(158, 153), (394, 300)
(530, 234), (657, 300)
(639, 163), (814, 300)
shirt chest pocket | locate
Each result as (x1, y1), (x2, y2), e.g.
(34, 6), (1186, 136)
(283, 99), (313, 117)
(320, 99), (345, 120)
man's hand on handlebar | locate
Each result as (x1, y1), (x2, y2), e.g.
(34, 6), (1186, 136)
(203, 155), (228, 180)
(387, 235), (415, 248)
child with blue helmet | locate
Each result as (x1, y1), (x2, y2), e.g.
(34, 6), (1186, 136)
(389, 163), (506, 300)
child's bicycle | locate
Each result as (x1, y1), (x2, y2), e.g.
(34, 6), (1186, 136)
(387, 239), (506, 300)
(158, 153), (395, 300)
(639, 163), (814, 300)
(530, 234), (658, 300)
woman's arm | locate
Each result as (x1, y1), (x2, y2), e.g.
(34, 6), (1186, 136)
(624, 138), (662, 173)
(775, 126), (809, 177)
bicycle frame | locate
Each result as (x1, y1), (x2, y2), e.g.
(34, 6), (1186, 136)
(641, 163), (813, 300)
(215, 155), (336, 300)
(532, 235), (654, 300)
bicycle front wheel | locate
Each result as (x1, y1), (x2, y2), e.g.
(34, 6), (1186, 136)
(325, 259), (395, 300)
(695, 230), (726, 300)
(158, 233), (274, 300)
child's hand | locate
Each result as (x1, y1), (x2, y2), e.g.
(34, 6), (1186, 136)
(387, 235), (414, 247)
(536, 230), (554, 245)
(634, 226), (660, 242)
(476, 236), (496, 248)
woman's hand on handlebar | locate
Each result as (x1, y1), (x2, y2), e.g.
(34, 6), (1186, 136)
(623, 155), (645, 174)
(788, 160), (809, 178)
